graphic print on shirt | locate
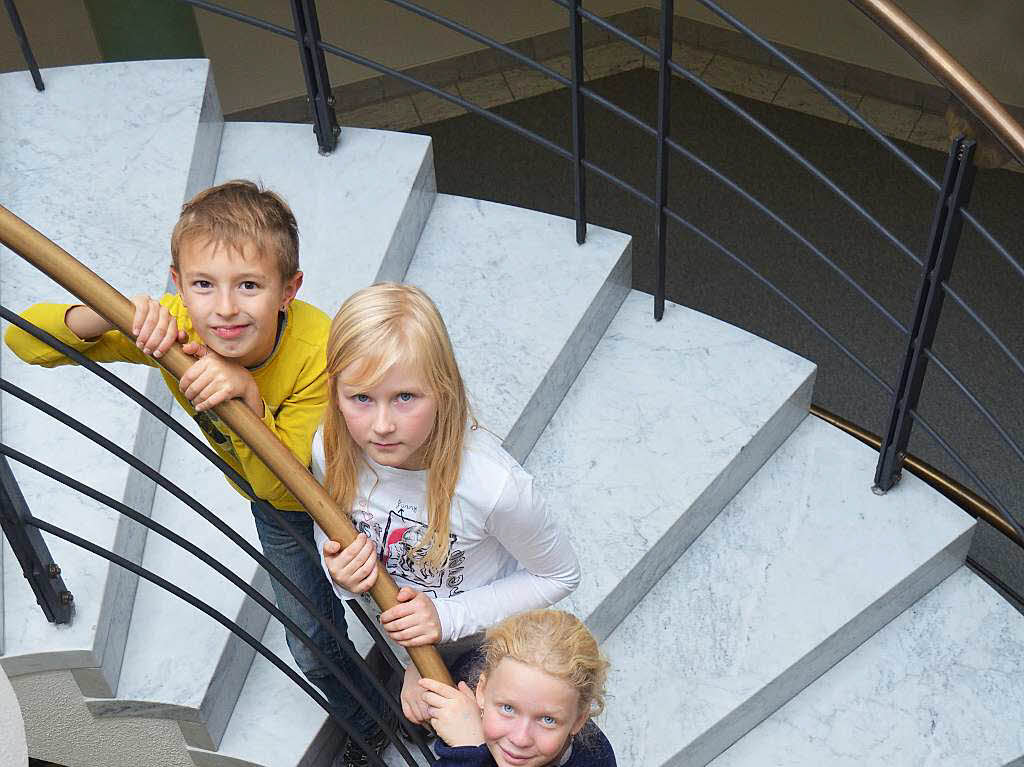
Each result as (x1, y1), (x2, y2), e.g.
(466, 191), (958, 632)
(359, 500), (465, 597)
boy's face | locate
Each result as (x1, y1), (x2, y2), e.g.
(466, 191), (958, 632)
(171, 237), (302, 368)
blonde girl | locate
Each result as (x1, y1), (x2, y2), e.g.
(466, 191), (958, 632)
(312, 283), (580, 727)
(419, 609), (616, 767)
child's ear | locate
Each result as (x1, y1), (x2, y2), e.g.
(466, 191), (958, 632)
(475, 673), (488, 709)
(170, 265), (182, 293)
(571, 708), (589, 737)
(281, 271), (303, 309)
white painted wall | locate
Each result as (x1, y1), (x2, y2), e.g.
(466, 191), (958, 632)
(0, 670), (27, 767)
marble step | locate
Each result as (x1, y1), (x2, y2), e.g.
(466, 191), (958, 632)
(90, 124), (437, 750)
(0, 59), (222, 700)
(406, 194), (632, 462)
(707, 566), (1024, 767)
(188, 615), (371, 767)
(527, 291), (816, 642)
(599, 415), (976, 767)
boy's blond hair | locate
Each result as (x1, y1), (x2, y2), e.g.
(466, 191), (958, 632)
(322, 282), (471, 570)
(170, 180), (299, 279)
(482, 609), (609, 718)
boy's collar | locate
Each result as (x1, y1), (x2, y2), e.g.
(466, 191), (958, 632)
(246, 306), (289, 371)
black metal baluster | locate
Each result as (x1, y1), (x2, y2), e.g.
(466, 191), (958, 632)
(3, 0), (44, 91)
(654, 0), (674, 320)
(874, 136), (977, 492)
(569, 0), (587, 244)
(0, 455), (72, 623)
(289, 0), (339, 154)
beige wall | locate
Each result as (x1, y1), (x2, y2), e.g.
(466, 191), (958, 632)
(681, 0), (1024, 106)
(2, 1), (1022, 111)
(0, 0), (100, 73)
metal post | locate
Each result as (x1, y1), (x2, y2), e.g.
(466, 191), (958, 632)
(288, 0), (339, 155)
(874, 136), (977, 492)
(569, 0), (587, 244)
(653, 0), (674, 320)
(0, 455), (72, 623)
(3, 0), (44, 91)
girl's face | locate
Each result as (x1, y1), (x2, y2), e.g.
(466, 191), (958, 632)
(336, 360), (437, 470)
(476, 658), (589, 767)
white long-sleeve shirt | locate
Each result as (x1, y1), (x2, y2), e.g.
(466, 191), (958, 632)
(312, 425), (580, 643)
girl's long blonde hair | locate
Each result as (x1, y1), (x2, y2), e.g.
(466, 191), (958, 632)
(482, 609), (609, 719)
(323, 283), (470, 569)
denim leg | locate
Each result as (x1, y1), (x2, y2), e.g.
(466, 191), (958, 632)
(251, 502), (386, 737)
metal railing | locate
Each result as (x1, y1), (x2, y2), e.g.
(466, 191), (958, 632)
(5, 0), (1024, 761)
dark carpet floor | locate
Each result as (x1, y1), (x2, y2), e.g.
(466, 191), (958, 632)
(406, 68), (1024, 601)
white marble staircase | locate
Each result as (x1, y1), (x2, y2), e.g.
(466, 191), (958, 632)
(2, 59), (1022, 767)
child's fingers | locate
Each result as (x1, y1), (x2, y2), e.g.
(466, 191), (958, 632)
(181, 341), (206, 358)
(418, 678), (459, 698)
(379, 601), (416, 624)
(322, 540), (341, 555)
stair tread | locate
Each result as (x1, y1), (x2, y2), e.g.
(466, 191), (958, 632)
(1, 59), (217, 670)
(527, 291), (816, 640)
(708, 566), (1024, 767)
(599, 415), (974, 766)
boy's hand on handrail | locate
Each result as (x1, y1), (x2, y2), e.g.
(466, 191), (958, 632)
(323, 533), (379, 593)
(179, 343), (263, 416)
(131, 294), (186, 358)
(381, 587), (441, 647)
(401, 665), (431, 724)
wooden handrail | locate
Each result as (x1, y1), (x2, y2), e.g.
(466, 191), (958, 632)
(0, 203), (453, 685)
(848, 0), (1024, 166)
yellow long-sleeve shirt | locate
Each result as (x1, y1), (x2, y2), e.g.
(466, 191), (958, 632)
(5, 294), (330, 511)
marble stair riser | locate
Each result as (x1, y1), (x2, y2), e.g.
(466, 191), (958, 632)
(0, 60), (222, 704)
(528, 292), (816, 643)
(598, 415), (975, 767)
(707, 567), (1024, 767)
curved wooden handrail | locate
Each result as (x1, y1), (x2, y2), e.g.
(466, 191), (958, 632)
(848, 0), (1024, 166)
(0, 203), (453, 685)
(810, 404), (1023, 550)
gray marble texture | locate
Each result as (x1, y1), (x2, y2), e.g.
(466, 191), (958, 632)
(405, 194), (632, 462)
(190, 615), (375, 767)
(0, 60), (215, 679)
(708, 566), (1024, 767)
(87, 402), (270, 749)
(213, 123), (436, 317)
(598, 415), (975, 767)
(528, 291), (816, 641)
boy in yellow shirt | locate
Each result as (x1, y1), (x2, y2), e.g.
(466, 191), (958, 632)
(5, 180), (391, 765)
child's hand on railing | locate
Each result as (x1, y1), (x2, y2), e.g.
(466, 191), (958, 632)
(380, 587), (441, 647)
(131, 294), (185, 358)
(178, 344), (262, 416)
(418, 677), (484, 747)
(322, 533), (378, 593)
(401, 665), (431, 724)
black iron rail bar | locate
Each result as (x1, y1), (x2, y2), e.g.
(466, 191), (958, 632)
(909, 408), (1024, 542)
(176, 0), (295, 39)
(19, 511), (391, 767)
(0, 441), (424, 765)
(290, 0), (339, 154)
(941, 283), (1024, 381)
(875, 138), (976, 492)
(0, 455), (71, 622)
(0, 375), (434, 762)
(2, 0), (43, 91)
(693, 0), (1024, 283)
(554, 0), (923, 269)
(653, 0), (674, 321)
(569, 0), (587, 244)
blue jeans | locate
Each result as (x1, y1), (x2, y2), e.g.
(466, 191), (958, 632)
(251, 502), (387, 738)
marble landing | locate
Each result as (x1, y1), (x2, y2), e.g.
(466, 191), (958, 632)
(85, 403), (270, 750)
(189, 615), (376, 767)
(0, 60), (221, 689)
(405, 195), (632, 463)
(708, 566), (1024, 767)
(529, 291), (815, 642)
(598, 415), (975, 767)
(214, 124), (436, 316)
